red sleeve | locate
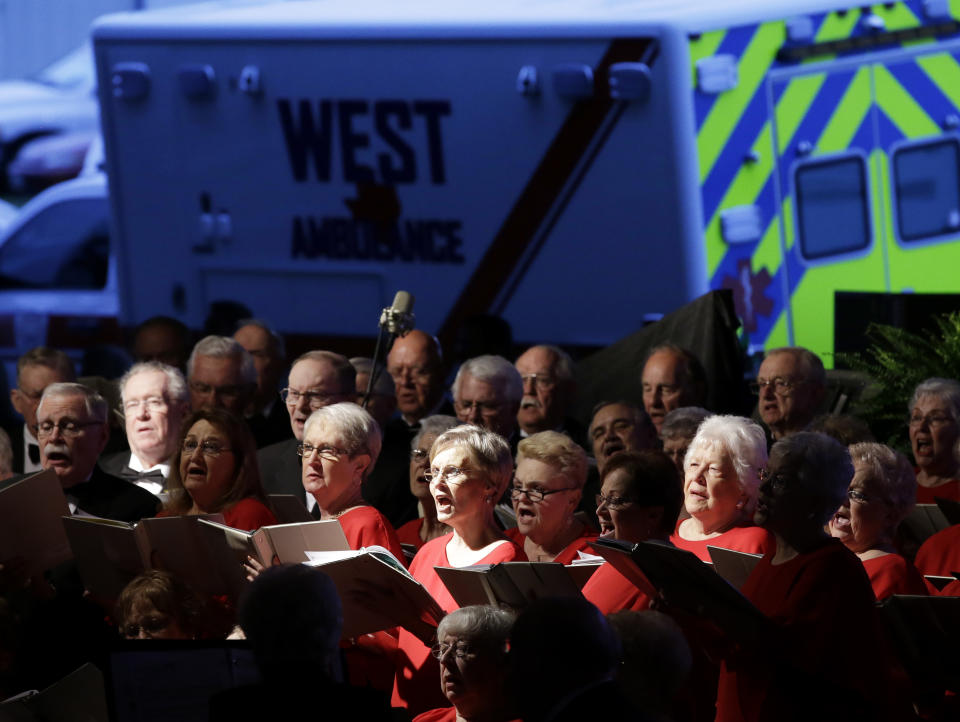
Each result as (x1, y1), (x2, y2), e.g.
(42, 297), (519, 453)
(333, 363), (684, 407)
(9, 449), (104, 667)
(862, 554), (929, 600)
(915, 480), (960, 503)
(223, 498), (277, 531)
(338, 506), (405, 561)
(581, 562), (651, 615)
(396, 518), (425, 550)
(915, 525), (960, 577)
(939, 578), (960, 596)
(552, 529), (599, 566)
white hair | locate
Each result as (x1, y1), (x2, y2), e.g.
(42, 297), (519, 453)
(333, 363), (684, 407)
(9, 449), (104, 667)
(303, 402), (382, 476)
(685, 415), (768, 505)
(431, 424), (514, 495)
(452, 355), (523, 404)
(39, 382), (108, 424)
(120, 361), (189, 408)
(187, 335), (257, 385)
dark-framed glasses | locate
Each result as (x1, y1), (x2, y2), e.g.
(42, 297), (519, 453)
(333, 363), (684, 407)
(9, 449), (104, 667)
(511, 486), (579, 503)
(520, 373), (556, 389)
(454, 400), (503, 417)
(907, 412), (954, 428)
(121, 614), (173, 639)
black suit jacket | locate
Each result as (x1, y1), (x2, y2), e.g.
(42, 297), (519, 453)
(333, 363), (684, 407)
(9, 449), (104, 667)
(364, 417), (419, 528)
(65, 465), (160, 522)
(257, 438), (303, 498)
(247, 402), (293, 449)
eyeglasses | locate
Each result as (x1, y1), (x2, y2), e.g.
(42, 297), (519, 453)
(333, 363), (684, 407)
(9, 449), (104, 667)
(455, 400), (504, 417)
(281, 387), (341, 409)
(123, 397), (168, 414)
(847, 488), (873, 504)
(189, 381), (247, 400)
(511, 486), (579, 503)
(595, 493), (636, 510)
(749, 377), (803, 396)
(181, 439), (232, 456)
(908, 412), (954, 428)
(424, 465), (473, 484)
(298, 443), (349, 461)
(642, 383), (680, 396)
(121, 614), (172, 639)
(520, 373), (556, 390)
(430, 641), (480, 661)
(410, 448), (430, 464)
(36, 419), (102, 438)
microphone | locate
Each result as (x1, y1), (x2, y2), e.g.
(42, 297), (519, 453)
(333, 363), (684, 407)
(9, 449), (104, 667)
(379, 291), (415, 337)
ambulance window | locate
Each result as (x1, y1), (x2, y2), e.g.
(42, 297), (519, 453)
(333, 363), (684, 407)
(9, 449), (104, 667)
(0, 197), (109, 290)
(794, 156), (870, 260)
(892, 139), (960, 242)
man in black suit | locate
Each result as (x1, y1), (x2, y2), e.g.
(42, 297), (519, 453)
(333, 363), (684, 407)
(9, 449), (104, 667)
(5, 347), (76, 476)
(515, 344), (587, 450)
(234, 320), (291, 448)
(257, 351), (355, 512)
(98, 362), (190, 499)
(38, 382), (158, 522)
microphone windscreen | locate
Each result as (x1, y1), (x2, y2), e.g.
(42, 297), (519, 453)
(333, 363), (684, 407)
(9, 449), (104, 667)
(391, 290), (415, 314)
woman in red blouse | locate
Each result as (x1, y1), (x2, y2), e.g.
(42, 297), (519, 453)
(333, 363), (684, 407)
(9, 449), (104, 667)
(161, 408), (276, 531)
(828, 442), (928, 599)
(392, 425), (525, 716)
(507, 431), (597, 564)
(908, 378), (960, 503)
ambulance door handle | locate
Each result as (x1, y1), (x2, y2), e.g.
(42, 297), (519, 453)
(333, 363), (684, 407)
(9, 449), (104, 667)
(552, 64), (594, 100)
(608, 63), (652, 103)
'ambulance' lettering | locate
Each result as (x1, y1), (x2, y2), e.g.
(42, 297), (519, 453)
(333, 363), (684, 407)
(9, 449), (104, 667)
(277, 99), (451, 185)
(290, 215), (464, 264)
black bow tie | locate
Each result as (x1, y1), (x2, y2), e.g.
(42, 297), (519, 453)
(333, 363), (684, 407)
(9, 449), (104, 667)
(120, 467), (165, 482)
(28, 443), (40, 465)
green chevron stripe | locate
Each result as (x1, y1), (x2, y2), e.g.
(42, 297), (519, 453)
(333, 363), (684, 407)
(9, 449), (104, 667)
(813, 8), (861, 43)
(703, 123), (775, 275)
(814, 66), (873, 154)
(697, 22), (785, 183)
(874, 64), (941, 138)
(916, 52), (960, 109)
(776, 73), (828, 155)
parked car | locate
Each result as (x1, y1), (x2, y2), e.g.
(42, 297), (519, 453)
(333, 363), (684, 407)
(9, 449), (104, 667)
(0, 44), (98, 189)
(0, 172), (117, 379)
(6, 130), (97, 193)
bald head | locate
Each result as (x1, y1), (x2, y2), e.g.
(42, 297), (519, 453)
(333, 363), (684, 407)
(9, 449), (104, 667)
(387, 330), (445, 424)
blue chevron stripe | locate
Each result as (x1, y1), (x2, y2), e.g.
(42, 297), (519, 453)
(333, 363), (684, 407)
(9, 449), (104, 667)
(775, 70), (860, 192)
(876, 105), (907, 148)
(886, 60), (958, 134)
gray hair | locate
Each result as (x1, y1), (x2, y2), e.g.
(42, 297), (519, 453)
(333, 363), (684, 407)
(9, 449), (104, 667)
(235, 318), (286, 360)
(412, 415), (460, 450)
(0, 427), (12, 478)
(292, 350), (356, 396)
(772, 432), (853, 527)
(909, 377), (960, 420)
(17, 346), (75, 385)
(39, 382), (108, 424)
(452, 355), (523, 404)
(516, 430), (589, 490)
(765, 347), (826, 388)
(119, 361), (189, 409)
(436, 605), (515, 648)
(303, 402), (382, 476)
(431, 424), (514, 495)
(518, 345), (575, 384)
(187, 335), (257, 385)
(349, 357), (395, 398)
(848, 442), (917, 527)
(686, 415), (768, 505)
(660, 407), (713, 442)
